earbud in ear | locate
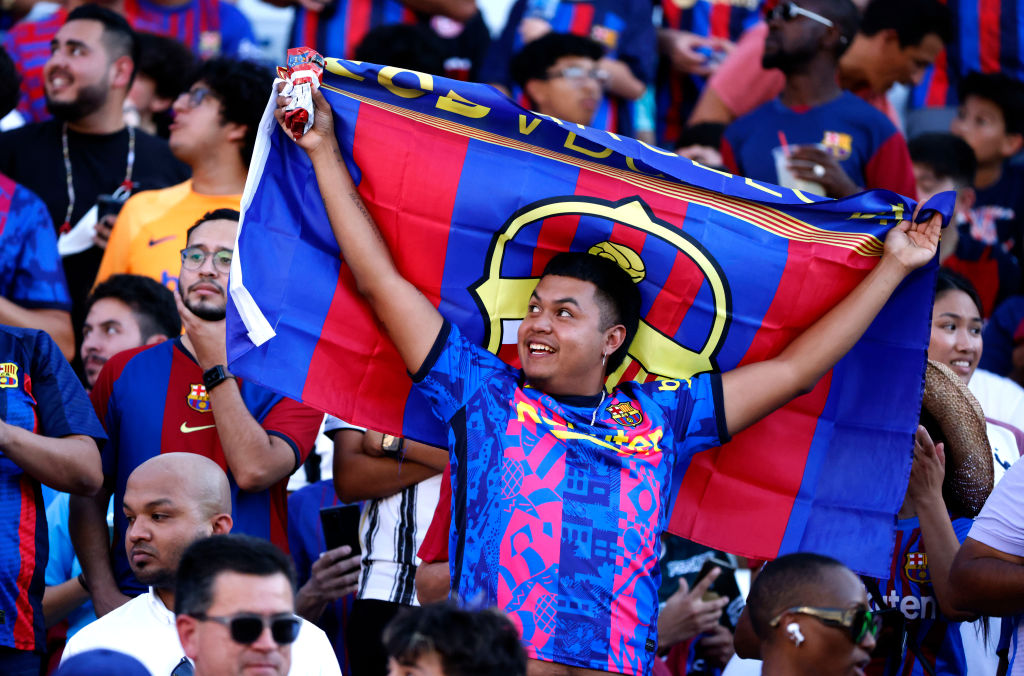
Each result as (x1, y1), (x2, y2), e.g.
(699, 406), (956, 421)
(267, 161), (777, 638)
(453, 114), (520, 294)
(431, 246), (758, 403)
(787, 622), (805, 646)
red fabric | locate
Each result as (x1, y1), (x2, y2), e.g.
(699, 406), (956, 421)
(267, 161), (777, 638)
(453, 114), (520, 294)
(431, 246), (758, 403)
(864, 132), (917, 199)
(943, 253), (1001, 316)
(417, 463), (451, 563)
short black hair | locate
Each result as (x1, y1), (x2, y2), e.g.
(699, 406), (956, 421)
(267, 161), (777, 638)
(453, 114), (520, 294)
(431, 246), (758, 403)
(541, 251), (641, 374)
(959, 72), (1024, 136)
(908, 132), (977, 189)
(936, 267), (983, 318)
(65, 4), (138, 83)
(0, 46), (20, 119)
(384, 604), (527, 676)
(136, 32), (194, 102)
(190, 58), (274, 165)
(805, 0), (860, 57)
(354, 23), (447, 77)
(747, 553), (849, 639)
(510, 32), (604, 90)
(86, 274), (181, 340)
(186, 208), (241, 244)
(860, 0), (953, 46)
(175, 534), (297, 617)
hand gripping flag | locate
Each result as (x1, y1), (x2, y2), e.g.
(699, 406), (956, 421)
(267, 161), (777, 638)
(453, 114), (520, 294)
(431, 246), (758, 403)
(228, 59), (952, 577)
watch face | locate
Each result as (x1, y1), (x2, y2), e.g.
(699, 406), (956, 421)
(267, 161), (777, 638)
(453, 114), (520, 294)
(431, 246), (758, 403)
(381, 434), (400, 452)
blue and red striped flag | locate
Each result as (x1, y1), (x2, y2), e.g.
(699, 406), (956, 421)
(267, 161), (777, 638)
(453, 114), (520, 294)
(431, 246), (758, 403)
(228, 59), (950, 577)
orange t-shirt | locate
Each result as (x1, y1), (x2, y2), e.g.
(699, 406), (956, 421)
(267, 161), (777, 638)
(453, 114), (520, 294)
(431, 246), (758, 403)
(96, 180), (241, 290)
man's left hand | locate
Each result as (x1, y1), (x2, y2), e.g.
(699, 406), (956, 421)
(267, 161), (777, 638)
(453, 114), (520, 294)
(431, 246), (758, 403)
(787, 145), (859, 198)
(175, 292), (227, 370)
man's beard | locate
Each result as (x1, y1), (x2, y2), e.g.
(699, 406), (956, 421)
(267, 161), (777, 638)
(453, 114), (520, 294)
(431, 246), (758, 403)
(180, 285), (227, 321)
(46, 81), (109, 122)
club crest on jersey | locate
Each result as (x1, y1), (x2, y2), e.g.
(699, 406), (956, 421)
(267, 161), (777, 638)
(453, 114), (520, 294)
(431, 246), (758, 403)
(187, 384), (211, 412)
(0, 362), (18, 388)
(904, 552), (929, 584)
(590, 25), (619, 49)
(821, 131), (852, 160)
(607, 401), (643, 427)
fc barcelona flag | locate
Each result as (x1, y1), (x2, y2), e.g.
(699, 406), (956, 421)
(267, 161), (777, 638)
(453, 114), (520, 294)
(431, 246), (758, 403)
(228, 59), (950, 577)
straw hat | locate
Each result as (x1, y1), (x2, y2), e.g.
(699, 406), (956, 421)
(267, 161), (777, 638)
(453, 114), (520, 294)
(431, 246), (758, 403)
(920, 360), (994, 517)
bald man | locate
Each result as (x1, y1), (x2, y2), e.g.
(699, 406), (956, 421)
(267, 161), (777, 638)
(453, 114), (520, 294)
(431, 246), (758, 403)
(61, 453), (341, 675)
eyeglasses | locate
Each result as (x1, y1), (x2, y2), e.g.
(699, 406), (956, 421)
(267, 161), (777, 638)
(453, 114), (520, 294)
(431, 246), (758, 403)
(765, 2), (835, 28)
(179, 86), (214, 109)
(180, 247), (233, 273)
(545, 66), (609, 85)
(191, 612), (302, 645)
(769, 606), (881, 644)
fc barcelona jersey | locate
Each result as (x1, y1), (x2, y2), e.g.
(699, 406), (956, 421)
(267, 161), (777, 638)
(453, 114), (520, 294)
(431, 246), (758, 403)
(413, 321), (728, 676)
(0, 326), (105, 652)
(90, 338), (322, 596)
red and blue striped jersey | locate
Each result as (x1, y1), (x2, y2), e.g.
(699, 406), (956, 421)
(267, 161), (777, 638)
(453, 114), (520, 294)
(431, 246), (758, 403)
(0, 326), (105, 652)
(867, 516), (973, 676)
(3, 0), (257, 124)
(90, 338), (322, 596)
(656, 0), (765, 146)
(479, 0), (657, 137)
(290, 0), (415, 62)
(911, 0), (1024, 108)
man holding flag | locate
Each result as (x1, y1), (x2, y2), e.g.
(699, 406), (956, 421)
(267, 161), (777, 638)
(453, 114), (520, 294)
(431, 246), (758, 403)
(271, 83), (940, 676)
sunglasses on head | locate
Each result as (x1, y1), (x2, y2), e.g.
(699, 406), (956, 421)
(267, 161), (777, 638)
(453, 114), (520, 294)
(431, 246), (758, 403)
(769, 606), (882, 644)
(191, 612), (302, 645)
(765, 2), (835, 28)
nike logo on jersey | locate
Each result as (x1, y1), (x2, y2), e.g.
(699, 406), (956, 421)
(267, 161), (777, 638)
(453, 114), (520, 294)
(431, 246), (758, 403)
(180, 422), (216, 434)
(148, 235), (177, 247)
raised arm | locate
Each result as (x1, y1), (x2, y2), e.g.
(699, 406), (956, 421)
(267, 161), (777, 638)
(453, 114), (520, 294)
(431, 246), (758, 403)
(276, 86), (443, 374)
(721, 214), (941, 436)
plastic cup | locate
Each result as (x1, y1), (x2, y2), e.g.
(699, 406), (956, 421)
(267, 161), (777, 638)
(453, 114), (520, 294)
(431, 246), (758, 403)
(771, 145), (826, 196)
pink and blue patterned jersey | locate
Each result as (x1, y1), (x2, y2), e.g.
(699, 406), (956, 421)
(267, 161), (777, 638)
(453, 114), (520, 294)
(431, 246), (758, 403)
(0, 173), (70, 312)
(412, 321), (728, 676)
(479, 0), (657, 137)
(867, 516), (974, 676)
(0, 326), (105, 652)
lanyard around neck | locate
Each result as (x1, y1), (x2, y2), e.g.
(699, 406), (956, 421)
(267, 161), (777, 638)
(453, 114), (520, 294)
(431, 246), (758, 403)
(60, 123), (136, 234)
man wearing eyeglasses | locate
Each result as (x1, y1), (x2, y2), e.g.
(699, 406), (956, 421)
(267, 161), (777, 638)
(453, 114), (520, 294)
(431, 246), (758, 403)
(70, 210), (324, 618)
(510, 33), (606, 128)
(177, 534), (327, 676)
(95, 57), (272, 292)
(62, 455), (339, 675)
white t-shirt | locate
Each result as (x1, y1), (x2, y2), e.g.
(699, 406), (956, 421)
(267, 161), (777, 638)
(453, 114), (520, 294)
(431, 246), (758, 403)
(968, 455), (1024, 676)
(971, 369), (1024, 431)
(62, 588), (341, 676)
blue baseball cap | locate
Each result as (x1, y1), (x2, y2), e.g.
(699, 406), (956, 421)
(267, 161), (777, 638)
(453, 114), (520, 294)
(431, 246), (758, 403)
(57, 649), (153, 675)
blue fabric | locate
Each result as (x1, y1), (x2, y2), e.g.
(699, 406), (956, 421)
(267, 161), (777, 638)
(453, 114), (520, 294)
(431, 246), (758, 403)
(0, 176), (71, 311)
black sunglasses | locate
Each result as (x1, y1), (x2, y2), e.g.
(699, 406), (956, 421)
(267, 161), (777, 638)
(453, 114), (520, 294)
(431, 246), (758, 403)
(769, 605), (882, 644)
(191, 612), (302, 645)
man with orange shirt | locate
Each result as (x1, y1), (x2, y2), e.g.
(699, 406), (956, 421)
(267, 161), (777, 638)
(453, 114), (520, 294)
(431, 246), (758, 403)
(96, 57), (271, 290)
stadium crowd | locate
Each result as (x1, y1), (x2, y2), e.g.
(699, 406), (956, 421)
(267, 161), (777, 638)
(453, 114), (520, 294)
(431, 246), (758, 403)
(0, 0), (1023, 675)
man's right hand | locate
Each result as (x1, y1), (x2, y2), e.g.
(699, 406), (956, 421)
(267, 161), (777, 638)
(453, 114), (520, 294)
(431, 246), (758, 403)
(657, 568), (730, 650)
(275, 82), (338, 157)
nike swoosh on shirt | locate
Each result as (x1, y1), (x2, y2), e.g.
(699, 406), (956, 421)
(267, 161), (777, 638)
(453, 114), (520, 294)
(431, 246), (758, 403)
(148, 235), (177, 247)
(180, 422), (216, 434)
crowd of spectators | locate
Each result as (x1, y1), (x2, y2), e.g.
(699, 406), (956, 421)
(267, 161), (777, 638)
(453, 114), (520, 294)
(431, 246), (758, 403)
(0, 0), (1023, 675)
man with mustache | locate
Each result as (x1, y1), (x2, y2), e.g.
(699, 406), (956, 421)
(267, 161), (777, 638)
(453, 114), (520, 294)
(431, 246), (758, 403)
(70, 210), (324, 618)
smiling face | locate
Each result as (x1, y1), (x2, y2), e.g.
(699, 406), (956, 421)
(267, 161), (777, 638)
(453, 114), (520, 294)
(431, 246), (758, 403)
(516, 274), (625, 397)
(178, 218), (237, 321)
(44, 18), (115, 120)
(928, 288), (983, 384)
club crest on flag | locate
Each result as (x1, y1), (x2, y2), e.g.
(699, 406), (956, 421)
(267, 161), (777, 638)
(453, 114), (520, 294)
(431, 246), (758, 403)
(607, 401), (643, 427)
(821, 131), (853, 160)
(904, 551), (930, 583)
(471, 196), (730, 386)
(187, 383), (211, 412)
(0, 362), (18, 388)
